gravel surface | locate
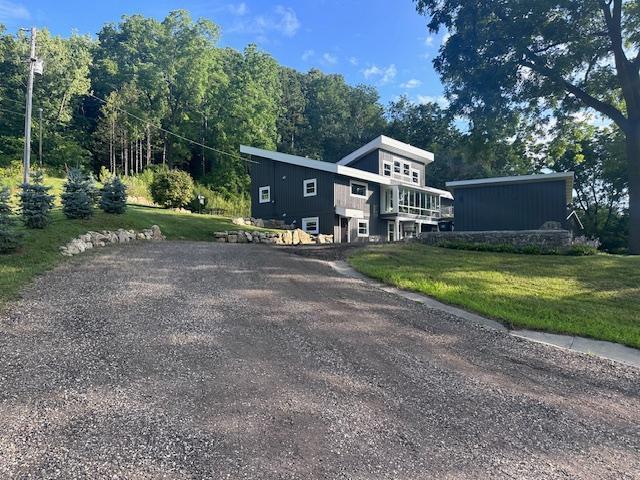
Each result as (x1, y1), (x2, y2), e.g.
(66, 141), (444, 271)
(0, 242), (638, 479)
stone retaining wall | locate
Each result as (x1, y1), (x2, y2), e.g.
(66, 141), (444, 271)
(60, 225), (165, 256)
(214, 229), (334, 246)
(417, 230), (573, 249)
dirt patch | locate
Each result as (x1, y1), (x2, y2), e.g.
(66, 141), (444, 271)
(276, 243), (370, 261)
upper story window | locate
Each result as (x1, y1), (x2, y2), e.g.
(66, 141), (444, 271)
(350, 180), (367, 198)
(303, 178), (317, 197)
(393, 160), (401, 174)
(259, 186), (270, 203)
(403, 162), (411, 176)
(411, 170), (420, 184)
(383, 162), (392, 177)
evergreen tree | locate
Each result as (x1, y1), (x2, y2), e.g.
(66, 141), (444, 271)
(61, 168), (96, 219)
(100, 176), (128, 214)
(0, 187), (22, 253)
(20, 171), (54, 229)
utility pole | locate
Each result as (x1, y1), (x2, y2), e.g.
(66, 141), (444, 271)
(38, 107), (43, 166)
(22, 27), (37, 184)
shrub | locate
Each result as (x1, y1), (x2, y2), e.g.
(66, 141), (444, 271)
(0, 187), (22, 253)
(434, 240), (591, 256)
(565, 244), (598, 256)
(100, 176), (128, 214)
(150, 169), (194, 208)
(61, 169), (96, 219)
(98, 166), (113, 184)
(20, 170), (54, 228)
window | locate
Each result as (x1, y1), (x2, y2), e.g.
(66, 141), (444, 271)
(350, 180), (367, 198)
(303, 178), (317, 197)
(357, 220), (369, 237)
(259, 186), (270, 203)
(393, 160), (401, 173)
(387, 221), (395, 242)
(302, 217), (319, 234)
(403, 162), (411, 176)
(411, 170), (420, 184)
(383, 162), (392, 177)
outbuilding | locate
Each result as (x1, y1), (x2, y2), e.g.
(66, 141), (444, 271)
(445, 172), (574, 231)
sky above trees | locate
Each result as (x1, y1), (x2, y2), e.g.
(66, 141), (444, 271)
(0, 0), (449, 106)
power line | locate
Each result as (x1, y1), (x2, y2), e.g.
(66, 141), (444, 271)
(87, 91), (256, 164)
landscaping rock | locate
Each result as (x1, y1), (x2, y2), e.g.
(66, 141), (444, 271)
(59, 226), (165, 257)
(228, 234), (238, 243)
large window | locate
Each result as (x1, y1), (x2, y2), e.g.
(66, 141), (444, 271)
(397, 187), (440, 216)
(350, 180), (367, 198)
(357, 219), (369, 237)
(259, 186), (270, 203)
(302, 217), (319, 234)
(303, 178), (317, 197)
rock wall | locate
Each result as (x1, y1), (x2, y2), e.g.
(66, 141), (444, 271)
(214, 229), (334, 246)
(232, 217), (294, 230)
(60, 225), (165, 256)
(417, 230), (573, 249)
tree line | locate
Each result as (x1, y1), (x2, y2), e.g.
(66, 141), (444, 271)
(0, 7), (632, 251)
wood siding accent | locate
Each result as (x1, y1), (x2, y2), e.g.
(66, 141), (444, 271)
(333, 176), (384, 242)
(453, 180), (568, 231)
(379, 149), (426, 186)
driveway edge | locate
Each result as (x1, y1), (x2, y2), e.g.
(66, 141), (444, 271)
(327, 259), (640, 369)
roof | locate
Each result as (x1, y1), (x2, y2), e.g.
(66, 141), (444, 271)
(239, 145), (453, 200)
(446, 172), (574, 204)
(336, 135), (434, 166)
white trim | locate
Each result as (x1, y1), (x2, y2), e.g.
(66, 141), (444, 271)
(301, 216), (319, 234)
(240, 145), (393, 186)
(337, 135), (434, 166)
(303, 178), (317, 197)
(382, 161), (392, 177)
(335, 207), (364, 219)
(357, 219), (369, 237)
(258, 185), (270, 203)
(350, 180), (368, 199)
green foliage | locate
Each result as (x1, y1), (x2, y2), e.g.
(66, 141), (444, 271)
(98, 166), (113, 183)
(150, 169), (194, 208)
(565, 244), (599, 257)
(100, 176), (128, 214)
(0, 187), (22, 253)
(188, 184), (250, 217)
(19, 171), (54, 229)
(61, 169), (96, 219)
(434, 240), (595, 256)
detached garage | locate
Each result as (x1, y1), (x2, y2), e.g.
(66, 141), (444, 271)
(445, 172), (574, 231)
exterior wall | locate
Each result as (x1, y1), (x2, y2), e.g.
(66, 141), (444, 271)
(418, 230), (573, 249)
(250, 156), (336, 234)
(333, 176), (385, 242)
(346, 150), (379, 174)
(453, 180), (568, 231)
(380, 149), (426, 186)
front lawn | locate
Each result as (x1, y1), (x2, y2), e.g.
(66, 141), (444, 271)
(349, 243), (640, 349)
(0, 205), (268, 310)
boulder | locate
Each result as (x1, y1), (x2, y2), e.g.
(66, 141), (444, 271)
(232, 217), (245, 226)
(244, 231), (253, 242)
(228, 234), (238, 243)
(150, 225), (164, 240)
(280, 230), (293, 245)
(254, 218), (264, 228)
(214, 232), (227, 239)
(298, 229), (314, 245)
(292, 229), (300, 245)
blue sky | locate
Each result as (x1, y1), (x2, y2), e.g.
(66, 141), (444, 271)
(0, 0), (448, 106)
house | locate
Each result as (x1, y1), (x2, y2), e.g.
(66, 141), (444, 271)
(445, 172), (574, 231)
(240, 135), (453, 243)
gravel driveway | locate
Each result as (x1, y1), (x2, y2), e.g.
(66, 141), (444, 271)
(1, 242), (638, 479)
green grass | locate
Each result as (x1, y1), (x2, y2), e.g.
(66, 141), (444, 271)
(349, 243), (640, 349)
(0, 204), (271, 310)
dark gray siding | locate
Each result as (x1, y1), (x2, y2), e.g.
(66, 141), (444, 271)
(347, 150), (379, 174)
(250, 156), (336, 234)
(333, 176), (385, 242)
(453, 180), (568, 231)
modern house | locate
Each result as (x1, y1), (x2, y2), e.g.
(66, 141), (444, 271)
(445, 172), (574, 231)
(241, 136), (453, 243)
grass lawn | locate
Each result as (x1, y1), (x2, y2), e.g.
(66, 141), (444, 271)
(349, 243), (640, 349)
(0, 204), (269, 310)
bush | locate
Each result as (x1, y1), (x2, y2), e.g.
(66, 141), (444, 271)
(0, 187), (22, 253)
(435, 240), (591, 256)
(61, 169), (96, 219)
(20, 170), (54, 228)
(150, 169), (194, 208)
(100, 176), (128, 214)
(98, 166), (113, 184)
(565, 244), (598, 256)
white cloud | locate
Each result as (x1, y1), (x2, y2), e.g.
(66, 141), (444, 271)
(441, 31), (451, 45)
(322, 52), (338, 65)
(0, 0), (29, 20)
(228, 5), (300, 38)
(348, 56), (359, 66)
(227, 2), (248, 16)
(425, 35), (435, 47)
(302, 49), (314, 61)
(400, 79), (422, 89)
(417, 94), (449, 108)
(363, 64), (397, 84)
(419, 52), (431, 60)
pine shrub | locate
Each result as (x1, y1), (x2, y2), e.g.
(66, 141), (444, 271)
(0, 187), (22, 253)
(150, 169), (194, 208)
(61, 168), (96, 219)
(100, 176), (128, 214)
(20, 170), (54, 229)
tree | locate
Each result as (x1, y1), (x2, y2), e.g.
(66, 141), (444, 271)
(100, 176), (128, 214)
(415, 0), (640, 253)
(61, 169), (96, 219)
(150, 169), (194, 208)
(20, 171), (54, 228)
(0, 187), (21, 253)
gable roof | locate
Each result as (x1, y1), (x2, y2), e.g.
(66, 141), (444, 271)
(240, 145), (453, 199)
(446, 172), (574, 204)
(336, 135), (434, 166)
